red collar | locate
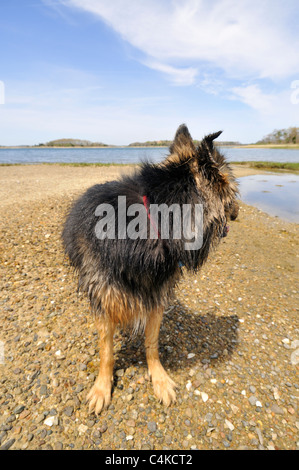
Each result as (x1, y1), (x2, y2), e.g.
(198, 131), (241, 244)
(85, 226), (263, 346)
(143, 195), (160, 238)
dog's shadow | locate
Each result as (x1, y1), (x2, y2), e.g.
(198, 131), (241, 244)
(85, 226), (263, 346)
(113, 301), (239, 374)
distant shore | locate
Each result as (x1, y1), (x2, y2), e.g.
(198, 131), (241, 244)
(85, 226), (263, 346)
(235, 144), (299, 149)
(1, 143), (299, 151)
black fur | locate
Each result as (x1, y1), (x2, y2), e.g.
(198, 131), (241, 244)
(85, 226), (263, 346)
(62, 124), (238, 319)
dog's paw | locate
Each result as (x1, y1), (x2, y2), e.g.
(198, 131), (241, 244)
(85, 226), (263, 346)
(86, 381), (112, 415)
(151, 369), (177, 407)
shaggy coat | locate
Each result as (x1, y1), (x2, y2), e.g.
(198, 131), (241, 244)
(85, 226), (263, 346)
(62, 124), (238, 413)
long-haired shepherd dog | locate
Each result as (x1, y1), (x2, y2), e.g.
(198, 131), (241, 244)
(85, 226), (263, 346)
(62, 124), (239, 414)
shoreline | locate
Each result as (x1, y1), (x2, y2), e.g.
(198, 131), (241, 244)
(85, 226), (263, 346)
(1, 161), (298, 173)
(1, 144), (299, 149)
(0, 163), (279, 209)
(0, 164), (298, 227)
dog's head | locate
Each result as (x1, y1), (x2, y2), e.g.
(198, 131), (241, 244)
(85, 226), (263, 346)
(167, 124), (239, 236)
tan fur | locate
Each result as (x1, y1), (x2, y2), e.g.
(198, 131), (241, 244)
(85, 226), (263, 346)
(145, 307), (177, 406)
(86, 317), (115, 414)
(76, 236), (180, 334)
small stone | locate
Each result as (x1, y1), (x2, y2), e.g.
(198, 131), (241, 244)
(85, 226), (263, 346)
(147, 421), (157, 433)
(19, 410), (31, 420)
(186, 380), (192, 391)
(54, 442), (63, 450)
(223, 440), (230, 448)
(210, 353), (218, 359)
(13, 425), (22, 435)
(201, 392), (209, 403)
(0, 438), (15, 450)
(248, 396), (258, 406)
(225, 419), (235, 431)
(116, 369), (124, 377)
(13, 405), (25, 415)
(63, 406), (74, 417)
(271, 404), (284, 415)
(231, 404), (239, 414)
(273, 388), (280, 400)
(40, 385), (48, 396)
(44, 416), (58, 427)
(290, 349), (299, 366)
(6, 415), (16, 424)
(126, 419), (136, 428)
(187, 353), (195, 359)
(78, 424), (88, 435)
(99, 423), (108, 433)
(0, 432), (7, 445)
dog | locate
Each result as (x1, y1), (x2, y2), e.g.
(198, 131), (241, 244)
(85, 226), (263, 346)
(62, 124), (238, 414)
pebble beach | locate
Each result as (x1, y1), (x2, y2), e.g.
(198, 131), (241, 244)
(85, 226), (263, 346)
(0, 164), (298, 450)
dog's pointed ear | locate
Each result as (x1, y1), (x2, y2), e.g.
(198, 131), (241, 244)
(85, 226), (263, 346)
(169, 124), (195, 160)
(200, 131), (223, 164)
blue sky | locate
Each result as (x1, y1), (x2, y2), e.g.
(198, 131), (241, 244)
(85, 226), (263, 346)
(0, 0), (298, 145)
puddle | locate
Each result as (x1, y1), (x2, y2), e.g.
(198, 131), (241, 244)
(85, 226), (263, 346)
(237, 174), (299, 223)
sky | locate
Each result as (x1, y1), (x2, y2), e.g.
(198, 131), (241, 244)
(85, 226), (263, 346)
(0, 0), (298, 145)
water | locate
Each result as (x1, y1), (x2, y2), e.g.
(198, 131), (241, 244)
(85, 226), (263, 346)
(238, 174), (299, 223)
(0, 146), (299, 165)
(0, 147), (169, 165)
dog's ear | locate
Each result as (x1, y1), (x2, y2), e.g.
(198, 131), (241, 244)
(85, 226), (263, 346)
(200, 131), (223, 165)
(169, 124), (195, 161)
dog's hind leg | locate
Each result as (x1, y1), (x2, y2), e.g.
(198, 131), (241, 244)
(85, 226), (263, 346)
(87, 316), (115, 415)
(145, 307), (177, 406)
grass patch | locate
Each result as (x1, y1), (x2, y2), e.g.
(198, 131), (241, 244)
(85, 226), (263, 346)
(231, 161), (299, 173)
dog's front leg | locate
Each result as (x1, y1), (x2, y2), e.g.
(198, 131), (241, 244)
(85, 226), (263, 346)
(87, 316), (115, 415)
(145, 307), (176, 406)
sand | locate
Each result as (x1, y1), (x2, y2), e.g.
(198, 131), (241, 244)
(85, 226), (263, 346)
(0, 164), (298, 450)
(0, 164), (266, 207)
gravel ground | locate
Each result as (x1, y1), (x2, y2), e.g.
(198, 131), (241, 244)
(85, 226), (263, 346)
(0, 165), (298, 450)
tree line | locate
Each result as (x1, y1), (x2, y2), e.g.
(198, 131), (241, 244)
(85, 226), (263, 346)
(256, 127), (299, 145)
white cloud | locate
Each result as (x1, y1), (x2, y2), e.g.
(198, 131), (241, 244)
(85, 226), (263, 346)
(231, 84), (276, 114)
(143, 60), (198, 86)
(64, 0), (299, 81)
(231, 83), (299, 131)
